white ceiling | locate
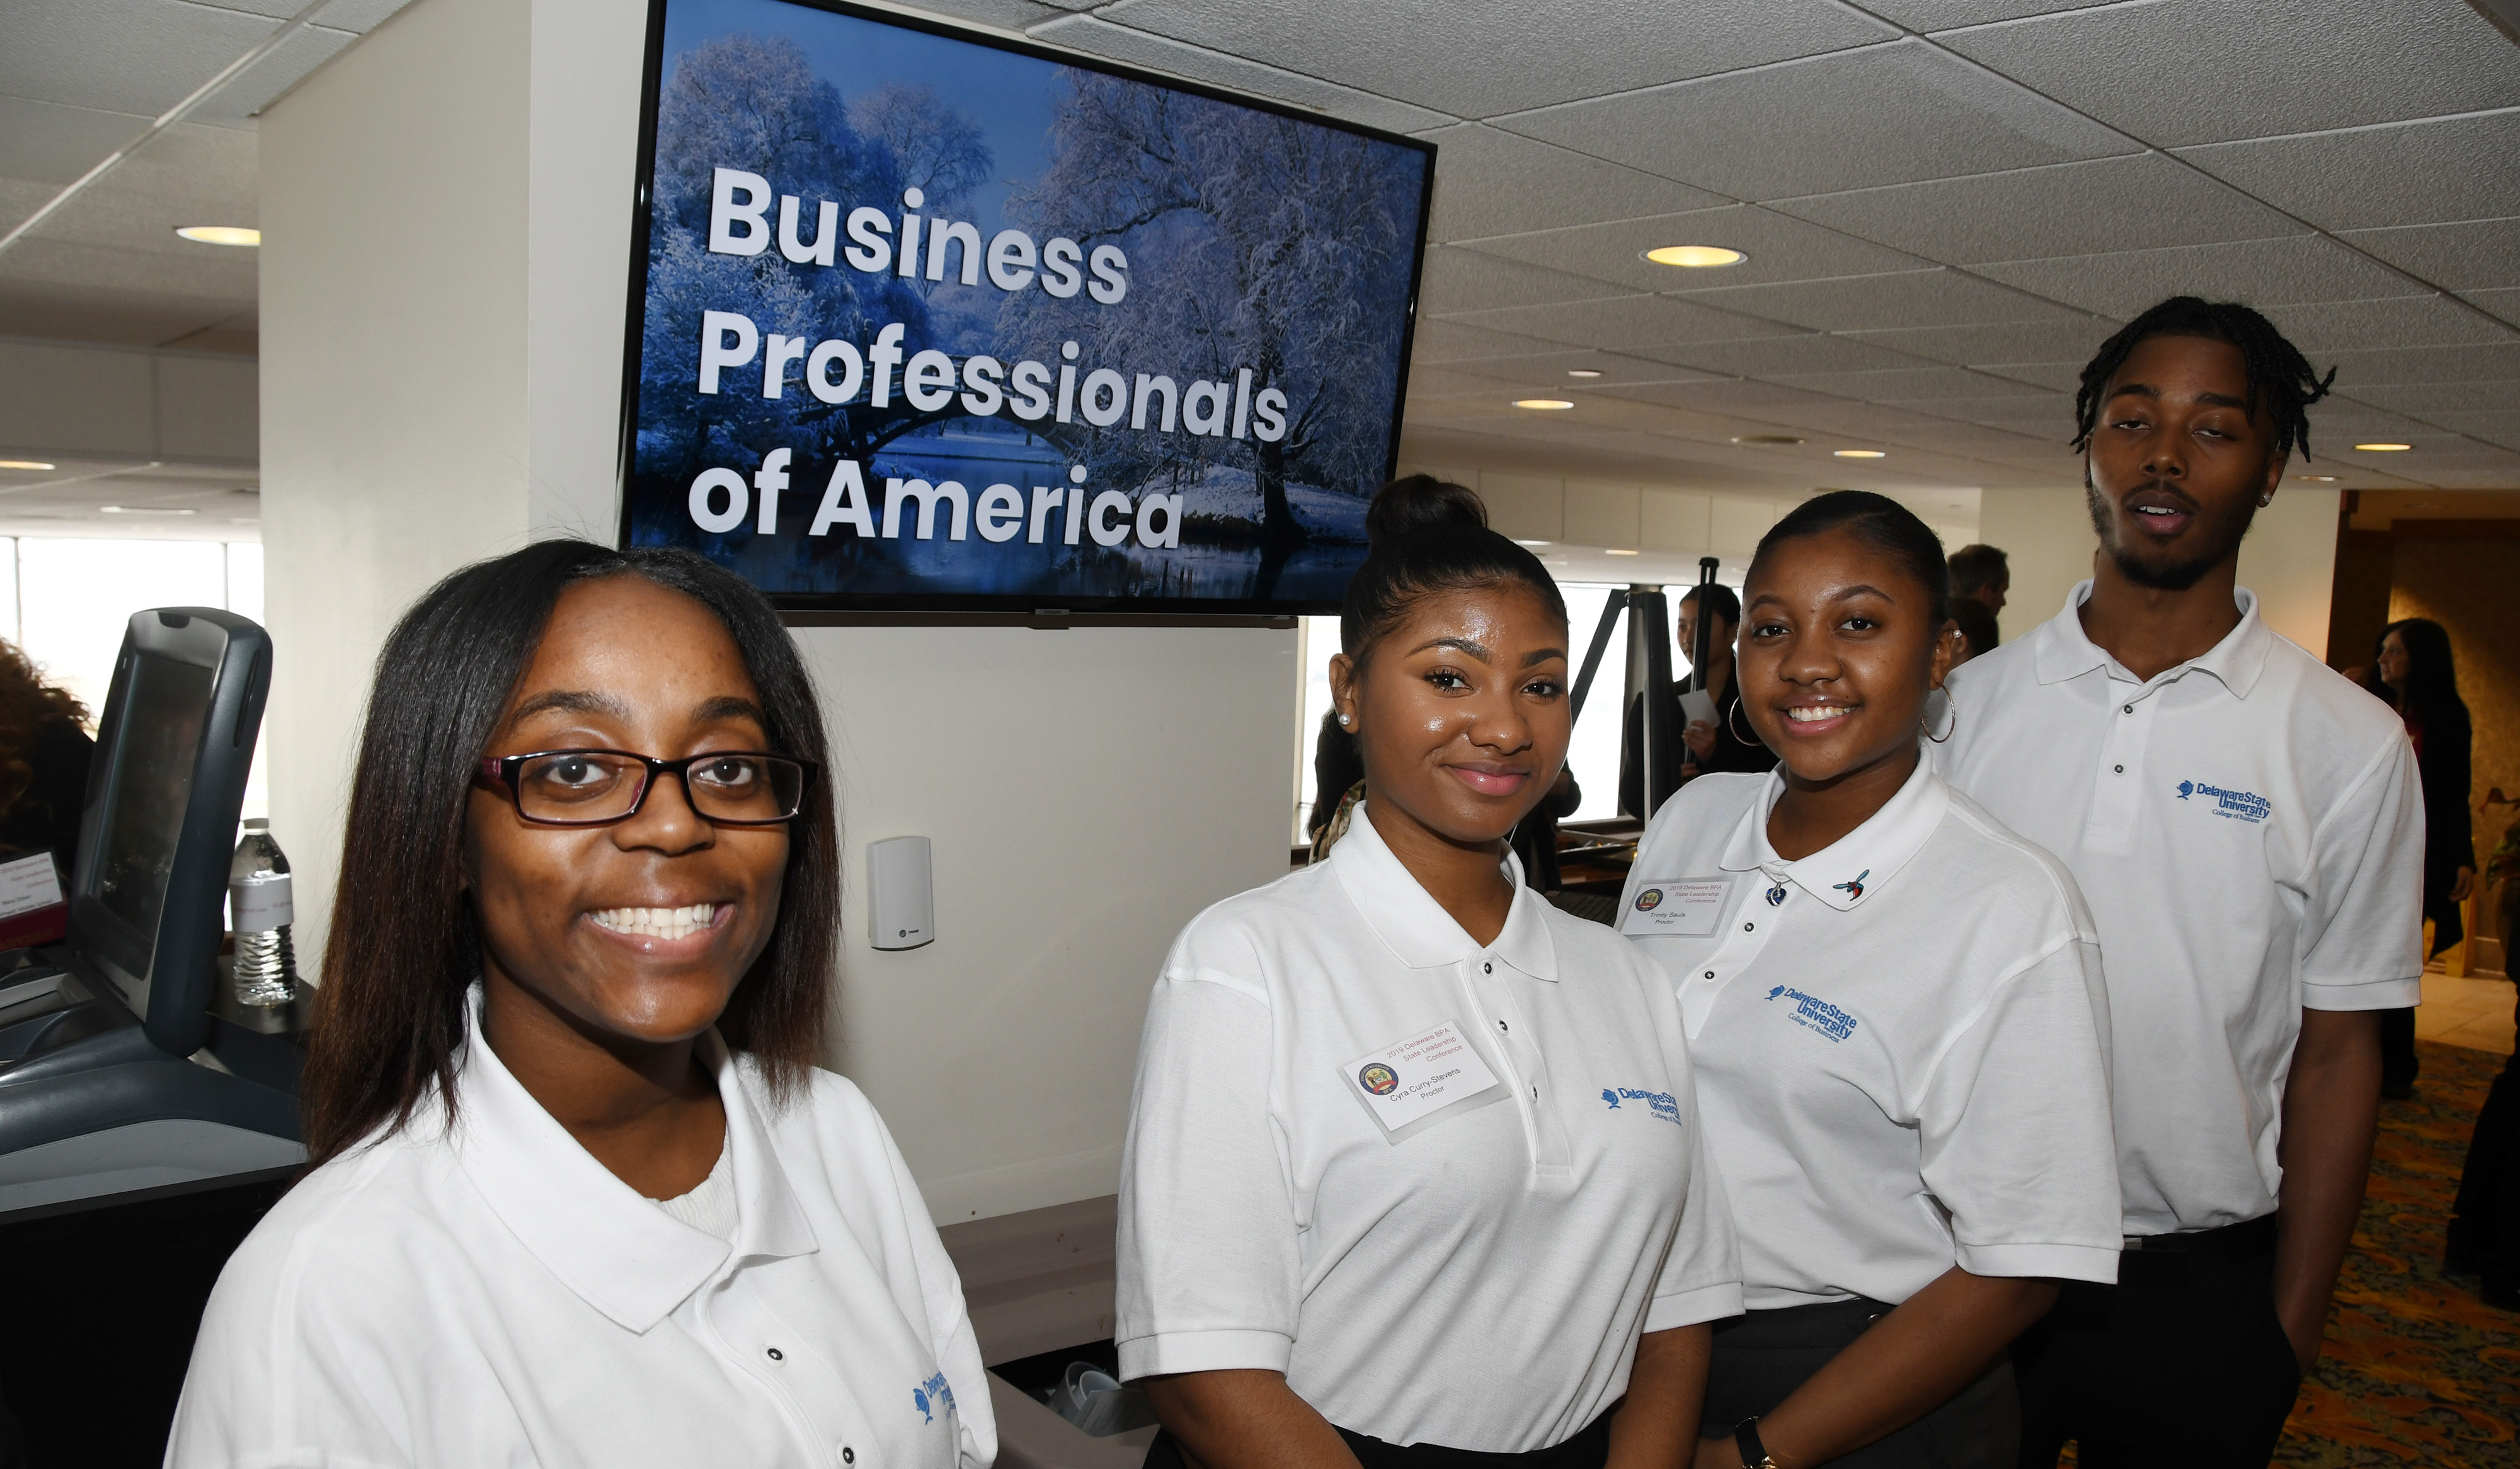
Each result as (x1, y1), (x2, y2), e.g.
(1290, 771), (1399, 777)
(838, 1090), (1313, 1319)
(1, 0), (2516, 531)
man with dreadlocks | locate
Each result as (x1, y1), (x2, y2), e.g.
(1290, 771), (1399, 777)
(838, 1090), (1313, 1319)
(1932, 298), (2422, 1468)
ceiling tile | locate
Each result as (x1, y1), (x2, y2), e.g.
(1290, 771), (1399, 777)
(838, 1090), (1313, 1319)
(2335, 217), (2520, 292)
(2335, 381), (2520, 415)
(1093, 0), (1893, 117)
(1887, 391), (2080, 430)
(903, 0), (1079, 31)
(1411, 318), (1567, 363)
(2175, 111), (2520, 234)
(2319, 342), (2520, 384)
(1629, 333), (1937, 377)
(1404, 364), (1532, 400)
(1676, 268), (2082, 332)
(1971, 235), (2420, 318)
(1939, 0), (2520, 148)
(0, 96), (147, 187)
(1971, 360), (2087, 391)
(1457, 205), (1925, 291)
(1417, 125), (1729, 241)
(1499, 39), (2136, 200)
(1840, 319), (2117, 367)
(1417, 247), (1635, 312)
(1724, 400), (1975, 437)
(1770, 154), (2300, 264)
(0, 232), (258, 300)
(1865, 0), (2133, 26)
(1600, 379), (1862, 419)
(2424, 412), (2520, 449)
(1440, 293), (1804, 351)
(1423, 350), (1724, 389)
(189, 23), (359, 125)
(2262, 296), (2519, 355)
(0, 0), (279, 118)
(1027, 16), (1457, 134)
(1773, 365), (2051, 401)
(2465, 288), (2520, 326)
(0, 277), (248, 349)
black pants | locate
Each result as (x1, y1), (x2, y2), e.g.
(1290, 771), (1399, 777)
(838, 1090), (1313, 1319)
(2449, 987), (2520, 1290)
(2380, 1005), (2419, 1094)
(1700, 1298), (2017, 1468)
(1145, 1413), (1609, 1469)
(2013, 1217), (2299, 1468)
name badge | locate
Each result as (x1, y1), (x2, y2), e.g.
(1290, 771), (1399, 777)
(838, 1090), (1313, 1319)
(1620, 877), (1730, 936)
(1342, 1020), (1503, 1137)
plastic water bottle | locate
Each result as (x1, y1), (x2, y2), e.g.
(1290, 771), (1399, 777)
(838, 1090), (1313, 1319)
(230, 819), (298, 1006)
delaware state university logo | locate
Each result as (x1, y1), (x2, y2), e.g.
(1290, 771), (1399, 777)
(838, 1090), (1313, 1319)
(914, 1371), (956, 1424)
(1603, 1086), (1685, 1126)
(1767, 984), (1859, 1042)
(2176, 778), (2271, 824)
(1634, 887), (1664, 912)
(1358, 1063), (1399, 1096)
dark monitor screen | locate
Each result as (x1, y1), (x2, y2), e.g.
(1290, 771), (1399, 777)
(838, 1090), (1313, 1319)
(86, 652), (214, 940)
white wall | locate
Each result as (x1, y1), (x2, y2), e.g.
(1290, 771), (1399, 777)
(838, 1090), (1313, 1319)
(0, 340), (258, 465)
(802, 623), (1294, 1222)
(259, 0), (639, 967)
(1979, 485), (2340, 655)
(259, 0), (1300, 1225)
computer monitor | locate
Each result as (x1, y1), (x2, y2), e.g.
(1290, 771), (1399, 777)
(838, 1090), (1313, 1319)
(64, 609), (270, 1058)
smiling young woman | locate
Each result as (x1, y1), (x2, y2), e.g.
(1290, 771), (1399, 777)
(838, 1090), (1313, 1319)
(1120, 476), (1741, 1469)
(166, 542), (994, 1469)
(1616, 492), (2119, 1469)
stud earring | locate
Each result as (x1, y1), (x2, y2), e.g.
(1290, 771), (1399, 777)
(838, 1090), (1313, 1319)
(2258, 493), (2273, 505)
(1338, 713), (1351, 727)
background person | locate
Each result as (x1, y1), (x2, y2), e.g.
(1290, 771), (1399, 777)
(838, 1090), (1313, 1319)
(169, 543), (994, 1469)
(0, 639), (93, 880)
(1121, 476), (1741, 1469)
(1947, 601), (2000, 669)
(1945, 545), (2010, 620)
(1622, 493), (2117, 1469)
(2451, 823), (2520, 1308)
(2361, 617), (2473, 1098)
(1622, 585), (1775, 817)
(1935, 298), (2419, 1469)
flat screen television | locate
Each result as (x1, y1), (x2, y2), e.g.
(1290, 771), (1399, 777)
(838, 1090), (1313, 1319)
(618, 0), (1435, 614)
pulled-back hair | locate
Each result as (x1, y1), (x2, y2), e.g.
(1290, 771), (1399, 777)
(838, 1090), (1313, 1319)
(1751, 491), (1951, 630)
(2072, 297), (2335, 461)
(1680, 583), (1741, 627)
(1945, 544), (2008, 599)
(1339, 475), (1567, 661)
(300, 541), (839, 1168)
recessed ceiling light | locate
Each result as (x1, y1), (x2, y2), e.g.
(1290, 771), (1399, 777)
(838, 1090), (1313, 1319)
(1734, 434), (1804, 446)
(1513, 398), (1576, 410)
(1604, 548), (1641, 556)
(98, 505), (197, 516)
(1565, 369), (1604, 378)
(2353, 442), (2411, 452)
(1642, 245), (1746, 268)
(175, 226), (260, 246)
(2296, 475), (2338, 482)
(0, 459), (55, 471)
(1833, 449), (1887, 459)
(1515, 538), (1553, 546)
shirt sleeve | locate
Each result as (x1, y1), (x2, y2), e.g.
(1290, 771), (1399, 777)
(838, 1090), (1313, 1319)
(1641, 1077), (1744, 1333)
(2300, 737), (2426, 1009)
(1918, 933), (2123, 1286)
(1115, 960), (1300, 1382)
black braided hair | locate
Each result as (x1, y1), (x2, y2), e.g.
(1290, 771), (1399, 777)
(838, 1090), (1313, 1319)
(2072, 296), (2337, 461)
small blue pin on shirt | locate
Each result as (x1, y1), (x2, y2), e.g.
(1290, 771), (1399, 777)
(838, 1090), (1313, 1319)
(1765, 884), (1787, 906)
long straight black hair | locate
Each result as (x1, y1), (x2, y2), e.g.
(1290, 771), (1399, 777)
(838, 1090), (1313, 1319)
(301, 541), (839, 1168)
(2367, 616), (2468, 734)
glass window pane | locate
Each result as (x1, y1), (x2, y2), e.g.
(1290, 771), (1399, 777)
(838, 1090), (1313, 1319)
(15, 538), (229, 723)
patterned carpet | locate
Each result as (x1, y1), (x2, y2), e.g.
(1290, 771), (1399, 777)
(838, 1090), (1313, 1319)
(2058, 1040), (2517, 1468)
(2272, 1039), (2519, 1466)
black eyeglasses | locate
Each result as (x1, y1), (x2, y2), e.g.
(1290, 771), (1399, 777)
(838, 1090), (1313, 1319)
(476, 749), (816, 827)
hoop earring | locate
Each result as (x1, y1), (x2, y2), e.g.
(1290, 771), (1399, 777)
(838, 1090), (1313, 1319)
(1727, 696), (1758, 747)
(1927, 694), (1957, 744)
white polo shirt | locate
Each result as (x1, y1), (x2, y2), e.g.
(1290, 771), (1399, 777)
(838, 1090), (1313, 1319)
(1937, 583), (2423, 1236)
(1619, 757), (2121, 1313)
(1116, 805), (1742, 1453)
(168, 990), (994, 1469)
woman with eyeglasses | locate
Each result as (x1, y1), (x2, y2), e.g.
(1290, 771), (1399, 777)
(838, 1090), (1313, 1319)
(168, 543), (994, 1469)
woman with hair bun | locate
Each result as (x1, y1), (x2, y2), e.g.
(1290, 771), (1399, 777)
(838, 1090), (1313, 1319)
(1119, 475), (1741, 1469)
(1618, 492), (2118, 1468)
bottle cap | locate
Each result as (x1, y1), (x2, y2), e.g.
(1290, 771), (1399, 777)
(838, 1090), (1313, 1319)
(242, 817), (269, 831)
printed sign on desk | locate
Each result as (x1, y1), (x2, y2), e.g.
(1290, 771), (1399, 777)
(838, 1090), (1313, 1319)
(0, 851), (67, 948)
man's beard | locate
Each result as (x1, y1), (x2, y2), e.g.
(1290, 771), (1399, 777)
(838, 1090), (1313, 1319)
(2085, 478), (2258, 592)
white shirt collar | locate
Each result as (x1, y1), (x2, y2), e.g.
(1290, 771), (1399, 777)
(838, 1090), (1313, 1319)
(1716, 749), (1949, 913)
(448, 986), (820, 1334)
(1328, 800), (1559, 982)
(2030, 579), (2274, 698)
